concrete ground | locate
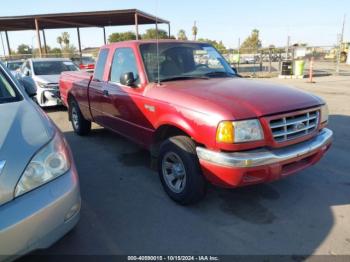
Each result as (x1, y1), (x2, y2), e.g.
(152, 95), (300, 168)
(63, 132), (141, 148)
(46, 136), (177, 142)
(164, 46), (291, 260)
(30, 76), (350, 257)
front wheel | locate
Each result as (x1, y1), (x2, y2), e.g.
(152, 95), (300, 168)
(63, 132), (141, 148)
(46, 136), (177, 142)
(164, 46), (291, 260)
(158, 136), (206, 205)
(69, 99), (91, 136)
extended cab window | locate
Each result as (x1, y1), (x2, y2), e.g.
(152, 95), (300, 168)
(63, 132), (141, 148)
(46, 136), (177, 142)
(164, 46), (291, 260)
(0, 67), (21, 104)
(94, 49), (109, 81)
(110, 48), (140, 85)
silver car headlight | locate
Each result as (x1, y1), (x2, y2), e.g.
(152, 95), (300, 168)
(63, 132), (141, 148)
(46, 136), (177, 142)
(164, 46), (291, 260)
(36, 82), (48, 88)
(15, 132), (71, 197)
(216, 119), (264, 143)
(320, 104), (329, 124)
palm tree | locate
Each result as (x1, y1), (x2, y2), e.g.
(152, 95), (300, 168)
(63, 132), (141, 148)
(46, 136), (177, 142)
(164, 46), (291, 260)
(177, 30), (188, 40)
(192, 21), (198, 41)
(57, 36), (63, 49)
(62, 32), (70, 48)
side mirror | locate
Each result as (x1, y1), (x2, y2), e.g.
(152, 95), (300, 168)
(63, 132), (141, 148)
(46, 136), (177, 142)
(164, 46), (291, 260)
(120, 72), (136, 87)
(23, 69), (30, 77)
(19, 80), (36, 97)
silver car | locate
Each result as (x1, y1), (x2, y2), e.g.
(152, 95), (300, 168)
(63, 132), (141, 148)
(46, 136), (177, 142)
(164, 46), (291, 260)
(17, 58), (78, 107)
(0, 62), (81, 260)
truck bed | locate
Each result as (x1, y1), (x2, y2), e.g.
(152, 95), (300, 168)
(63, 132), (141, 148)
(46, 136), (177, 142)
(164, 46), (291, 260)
(59, 71), (92, 107)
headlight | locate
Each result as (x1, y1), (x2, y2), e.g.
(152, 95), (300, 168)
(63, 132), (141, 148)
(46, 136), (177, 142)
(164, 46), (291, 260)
(15, 132), (71, 197)
(216, 119), (264, 143)
(320, 104), (329, 124)
(36, 82), (48, 88)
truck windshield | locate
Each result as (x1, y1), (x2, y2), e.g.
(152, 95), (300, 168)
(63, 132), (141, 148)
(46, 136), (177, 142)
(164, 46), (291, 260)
(33, 60), (78, 76)
(140, 43), (235, 82)
(0, 67), (21, 104)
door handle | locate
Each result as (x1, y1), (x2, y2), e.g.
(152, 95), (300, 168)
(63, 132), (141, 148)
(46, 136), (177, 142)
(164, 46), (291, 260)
(103, 90), (109, 96)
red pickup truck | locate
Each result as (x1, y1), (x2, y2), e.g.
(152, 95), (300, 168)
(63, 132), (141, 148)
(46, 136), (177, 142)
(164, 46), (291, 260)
(59, 40), (333, 204)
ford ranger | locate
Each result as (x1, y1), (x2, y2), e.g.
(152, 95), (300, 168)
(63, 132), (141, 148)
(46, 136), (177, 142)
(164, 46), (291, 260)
(59, 40), (333, 204)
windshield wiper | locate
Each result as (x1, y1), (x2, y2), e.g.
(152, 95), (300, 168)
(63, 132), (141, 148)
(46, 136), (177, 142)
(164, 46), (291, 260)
(157, 75), (209, 83)
(205, 71), (235, 78)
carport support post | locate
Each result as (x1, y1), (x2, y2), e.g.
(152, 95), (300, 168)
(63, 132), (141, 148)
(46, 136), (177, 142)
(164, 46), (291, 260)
(135, 13), (139, 40)
(77, 27), (82, 63)
(103, 27), (107, 45)
(42, 30), (48, 56)
(4, 31), (11, 58)
(35, 19), (42, 58)
(168, 23), (171, 38)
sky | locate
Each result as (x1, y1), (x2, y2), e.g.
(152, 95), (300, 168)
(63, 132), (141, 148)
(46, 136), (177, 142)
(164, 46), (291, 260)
(0, 0), (349, 55)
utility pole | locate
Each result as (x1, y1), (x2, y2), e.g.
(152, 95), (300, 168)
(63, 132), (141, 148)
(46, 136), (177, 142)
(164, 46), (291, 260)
(286, 35), (290, 60)
(336, 14), (346, 74)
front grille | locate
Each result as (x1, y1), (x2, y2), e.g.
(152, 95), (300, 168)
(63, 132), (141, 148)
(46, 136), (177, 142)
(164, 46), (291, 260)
(269, 109), (319, 142)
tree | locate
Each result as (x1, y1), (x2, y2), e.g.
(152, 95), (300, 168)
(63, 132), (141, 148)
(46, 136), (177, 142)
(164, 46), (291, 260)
(177, 30), (188, 40)
(240, 29), (262, 52)
(57, 36), (63, 49)
(62, 32), (70, 47)
(141, 29), (169, 40)
(57, 32), (70, 49)
(17, 44), (32, 54)
(108, 31), (137, 43)
(192, 21), (198, 41)
(198, 38), (227, 53)
(49, 48), (62, 57)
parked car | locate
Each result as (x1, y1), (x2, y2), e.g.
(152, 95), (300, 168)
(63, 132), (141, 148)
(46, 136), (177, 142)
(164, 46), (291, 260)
(17, 58), (79, 107)
(60, 40), (332, 205)
(0, 62), (80, 259)
(4, 60), (24, 75)
(241, 56), (256, 64)
(72, 56), (95, 70)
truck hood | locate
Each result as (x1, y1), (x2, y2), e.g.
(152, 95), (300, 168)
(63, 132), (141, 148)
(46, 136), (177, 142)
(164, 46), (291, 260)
(33, 74), (60, 84)
(0, 100), (54, 206)
(148, 78), (323, 119)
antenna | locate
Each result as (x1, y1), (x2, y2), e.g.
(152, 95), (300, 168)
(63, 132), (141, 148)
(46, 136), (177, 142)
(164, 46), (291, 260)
(155, 0), (161, 86)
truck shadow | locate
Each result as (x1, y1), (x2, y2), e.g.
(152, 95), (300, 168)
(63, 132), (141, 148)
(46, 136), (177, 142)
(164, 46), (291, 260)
(32, 114), (349, 256)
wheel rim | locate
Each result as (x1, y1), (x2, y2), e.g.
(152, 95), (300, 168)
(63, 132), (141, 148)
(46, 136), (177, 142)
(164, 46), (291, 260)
(71, 106), (79, 130)
(162, 152), (187, 193)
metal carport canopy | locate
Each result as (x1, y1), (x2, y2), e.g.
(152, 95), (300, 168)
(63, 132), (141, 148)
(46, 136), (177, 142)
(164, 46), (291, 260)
(0, 9), (170, 57)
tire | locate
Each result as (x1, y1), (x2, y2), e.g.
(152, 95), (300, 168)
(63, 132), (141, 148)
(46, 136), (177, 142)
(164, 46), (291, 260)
(158, 135), (206, 205)
(69, 98), (91, 136)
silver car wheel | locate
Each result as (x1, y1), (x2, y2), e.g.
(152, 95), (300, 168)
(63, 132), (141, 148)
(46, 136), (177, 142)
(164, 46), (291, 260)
(162, 152), (187, 193)
(71, 106), (79, 130)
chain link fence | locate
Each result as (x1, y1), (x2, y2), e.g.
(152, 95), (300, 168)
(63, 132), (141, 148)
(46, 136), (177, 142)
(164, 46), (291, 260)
(221, 45), (350, 78)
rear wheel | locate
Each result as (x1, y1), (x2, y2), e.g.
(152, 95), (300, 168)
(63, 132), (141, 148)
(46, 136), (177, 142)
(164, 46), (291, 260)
(158, 136), (206, 205)
(69, 99), (91, 136)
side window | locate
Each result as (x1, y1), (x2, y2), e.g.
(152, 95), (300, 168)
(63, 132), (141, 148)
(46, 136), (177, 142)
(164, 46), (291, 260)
(94, 49), (109, 81)
(110, 48), (140, 85)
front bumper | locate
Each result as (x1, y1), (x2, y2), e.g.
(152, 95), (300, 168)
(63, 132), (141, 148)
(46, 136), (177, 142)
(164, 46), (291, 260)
(196, 128), (333, 187)
(36, 88), (62, 107)
(0, 167), (80, 261)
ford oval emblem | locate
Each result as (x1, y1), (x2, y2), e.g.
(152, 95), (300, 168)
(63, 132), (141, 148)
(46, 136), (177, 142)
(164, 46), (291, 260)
(294, 122), (306, 131)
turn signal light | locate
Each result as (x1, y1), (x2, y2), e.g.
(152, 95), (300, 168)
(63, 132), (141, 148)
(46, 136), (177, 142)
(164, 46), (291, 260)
(216, 121), (234, 143)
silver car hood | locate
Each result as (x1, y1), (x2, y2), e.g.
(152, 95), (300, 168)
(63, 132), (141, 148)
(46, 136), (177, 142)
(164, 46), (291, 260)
(0, 100), (54, 206)
(33, 74), (60, 84)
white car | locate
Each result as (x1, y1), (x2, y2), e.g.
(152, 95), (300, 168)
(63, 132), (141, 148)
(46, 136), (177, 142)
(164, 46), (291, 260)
(18, 58), (79, 107)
